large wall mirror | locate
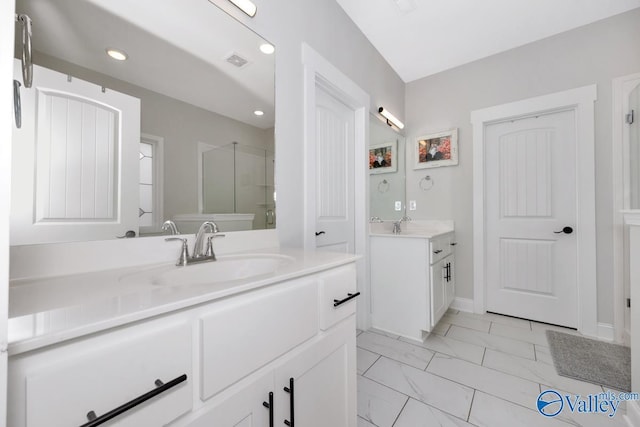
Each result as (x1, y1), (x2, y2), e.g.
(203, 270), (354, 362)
(369, 116), (406, 220)
(629, 82), (640, 209)
(11, 0), (275, 245)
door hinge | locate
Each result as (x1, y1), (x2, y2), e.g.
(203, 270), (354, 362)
(627, 298), (631, 308)
(626, 110), (635, 125)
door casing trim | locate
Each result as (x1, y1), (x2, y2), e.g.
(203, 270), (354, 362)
(301, 43), (370, 330)
(471, 85), (598, 337)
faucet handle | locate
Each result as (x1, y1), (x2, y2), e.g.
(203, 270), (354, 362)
(165, 237), (189, 266)
(205, 234), (225, 259)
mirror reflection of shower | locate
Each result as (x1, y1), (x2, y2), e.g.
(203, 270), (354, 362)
(202, 142), (275, 229)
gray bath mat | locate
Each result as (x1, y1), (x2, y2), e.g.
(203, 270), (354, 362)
(546, 330), (630, 392)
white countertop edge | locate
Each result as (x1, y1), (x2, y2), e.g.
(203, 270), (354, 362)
(369, 230), (453, 239)
(8, 249), (359, 356)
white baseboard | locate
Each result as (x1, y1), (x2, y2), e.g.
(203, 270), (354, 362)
(451, 297), (474, 313)
(625, 400), (640, 427)
(597, 322), (615, 342)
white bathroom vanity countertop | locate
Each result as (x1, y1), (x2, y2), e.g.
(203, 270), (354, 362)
(369, 220), (454, 238)
(8, 247), (359, 355)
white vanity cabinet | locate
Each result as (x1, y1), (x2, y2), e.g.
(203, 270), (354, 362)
(8, 261), (358, 427)
(370, 232), (455, 342)
(8, 321), (194, 427)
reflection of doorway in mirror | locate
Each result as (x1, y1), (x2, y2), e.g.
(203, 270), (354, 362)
(139, 134), (164, 235)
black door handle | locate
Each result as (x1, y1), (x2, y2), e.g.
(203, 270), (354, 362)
(553, 226), (573, 234)
(315, 231), (325, 236)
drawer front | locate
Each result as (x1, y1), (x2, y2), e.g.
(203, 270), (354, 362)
(319, 263), (358, 331)
(200, 277), (318, 400)
(430, 234), (454, 264)
(24, 322), (192, 427)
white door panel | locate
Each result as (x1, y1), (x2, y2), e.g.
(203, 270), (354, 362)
(11, 61), (140, 244)
(314, 86), (355, 253)
(485, 110), (577, 327)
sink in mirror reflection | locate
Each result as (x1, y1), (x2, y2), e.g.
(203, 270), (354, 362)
(119, 254), (295, 287)
(11, 0), (275, 246)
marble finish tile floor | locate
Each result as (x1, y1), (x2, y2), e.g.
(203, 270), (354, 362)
(357, 310), (630, 427)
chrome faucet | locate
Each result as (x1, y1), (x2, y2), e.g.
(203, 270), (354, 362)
(165, 221), (224, 266)
(392, 221), (402, 234)
(161, 220), (180, 235)
(193, 221), (220, 258)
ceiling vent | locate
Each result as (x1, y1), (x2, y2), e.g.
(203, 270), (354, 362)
(225, 52), (250, 68)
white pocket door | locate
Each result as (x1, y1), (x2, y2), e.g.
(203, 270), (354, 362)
(11, 60), (140, 244)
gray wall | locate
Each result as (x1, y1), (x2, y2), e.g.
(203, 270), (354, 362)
(207, 0), (406, 248)
(405, 9), (640, 324)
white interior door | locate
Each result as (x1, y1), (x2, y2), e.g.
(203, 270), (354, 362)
(313, 85), (355, 253)
(11, 61), (140, 245)
(485, 109), (578, 327)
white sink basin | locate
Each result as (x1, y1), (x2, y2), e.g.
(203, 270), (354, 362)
(119, 254), (295, 287)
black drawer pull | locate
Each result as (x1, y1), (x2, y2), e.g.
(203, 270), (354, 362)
(450, 242), (457, 246)
(333, 292), (361, 307)
(433, 249), (443, 254)
(263, 391), (274, 427)
(284, 377), (295, 426)
(79, 374), (187, 427)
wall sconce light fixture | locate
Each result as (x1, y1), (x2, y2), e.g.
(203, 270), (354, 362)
(228, 0), (257, 17)
(378, 107), (404, 129)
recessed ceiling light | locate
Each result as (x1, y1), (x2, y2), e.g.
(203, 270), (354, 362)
(259, 43), (275, 55)
(254, 110), (264, 116)
(106, 48), (128, 61)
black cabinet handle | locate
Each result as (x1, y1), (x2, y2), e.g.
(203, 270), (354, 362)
(433, 249), (443, 254)
(284, 377), (295, 426)
(450, 242), (457, 246)
(263, 392), (274, 427)
(444, 262), (452, 282)
(79, 374), (187, 427)
(315, 231), (325, 236)
(333, 292), (361, 307)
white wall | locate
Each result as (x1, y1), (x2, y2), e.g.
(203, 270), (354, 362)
(207, 0), (406, 247)
(405, 8), (640, 324)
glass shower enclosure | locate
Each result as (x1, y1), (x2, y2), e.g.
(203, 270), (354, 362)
(202, 142), (275, 229)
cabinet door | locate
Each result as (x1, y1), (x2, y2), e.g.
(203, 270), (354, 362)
(274, 317), (356, 427)
(430, 259), (447, 329)
(185, 373), (274, 427)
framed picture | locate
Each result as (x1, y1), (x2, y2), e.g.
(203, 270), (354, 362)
(414, 129), (458, 169)
(369, 141), (397, 174)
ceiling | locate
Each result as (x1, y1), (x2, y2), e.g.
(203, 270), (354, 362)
(335, 0), (640, 82)
(15, 0), (275, 128)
